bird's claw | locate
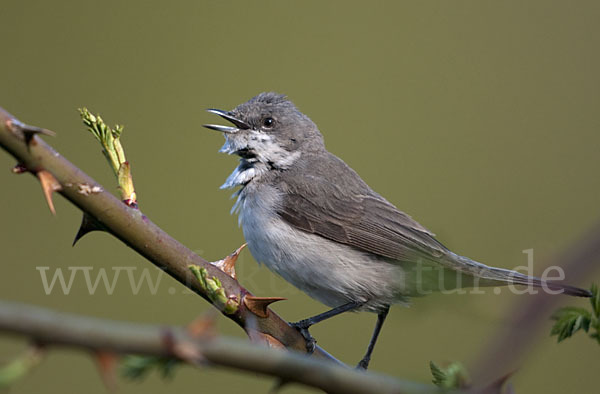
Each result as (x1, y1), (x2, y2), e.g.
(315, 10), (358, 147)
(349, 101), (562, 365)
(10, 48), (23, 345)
(356, 357), (370, 370)
(290, 321), (317, 354)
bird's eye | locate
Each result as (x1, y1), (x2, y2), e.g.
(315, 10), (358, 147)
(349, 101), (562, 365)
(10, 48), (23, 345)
(262, 117), (275, 128)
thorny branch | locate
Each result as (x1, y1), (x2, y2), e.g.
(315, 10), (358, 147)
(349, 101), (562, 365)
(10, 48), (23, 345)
(0, 300), (445, 394)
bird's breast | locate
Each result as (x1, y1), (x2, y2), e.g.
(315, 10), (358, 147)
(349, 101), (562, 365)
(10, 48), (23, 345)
(234, 183), (405, 310)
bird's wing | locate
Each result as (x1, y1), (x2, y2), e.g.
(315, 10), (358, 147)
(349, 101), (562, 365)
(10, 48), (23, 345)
(274, 155), (449, 262)
(272, 155), (592, 298)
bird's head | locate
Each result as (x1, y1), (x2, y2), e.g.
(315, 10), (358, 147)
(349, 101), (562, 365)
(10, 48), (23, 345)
(203, 92), (324, 169)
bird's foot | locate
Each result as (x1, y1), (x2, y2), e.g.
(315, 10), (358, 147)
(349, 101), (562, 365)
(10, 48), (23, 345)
(356, 356), (370, 370)
(290, 320), (317, 354)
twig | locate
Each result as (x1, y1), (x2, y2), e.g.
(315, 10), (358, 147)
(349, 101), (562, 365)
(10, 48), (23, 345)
(0, 300), (445, 394)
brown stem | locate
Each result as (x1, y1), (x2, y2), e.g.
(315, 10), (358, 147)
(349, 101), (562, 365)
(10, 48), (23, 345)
(0, 300), (444, 394)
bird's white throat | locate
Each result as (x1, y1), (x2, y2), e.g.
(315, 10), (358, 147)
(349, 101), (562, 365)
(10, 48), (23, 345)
(221, 161), (270, 189)
(219, 133), (301, 189)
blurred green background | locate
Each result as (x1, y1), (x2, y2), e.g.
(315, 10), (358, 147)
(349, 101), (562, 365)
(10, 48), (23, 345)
(1, 1), (598, 393)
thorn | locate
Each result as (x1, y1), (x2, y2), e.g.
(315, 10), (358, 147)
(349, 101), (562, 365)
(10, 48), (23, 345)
(269, 378), (292, 394)
(73, 212), (106, 246)
(210, 243), (247, 279)
(23, 126), (55, 146)
(37, 170), (62, 215)
(162, 329), (205, 366)
(94, 351), (118, 393)
(6, 118), (55, 146)
(11, 163), (28, 174)
(243, 295), (286, 318)
(186, 312), (217, 339)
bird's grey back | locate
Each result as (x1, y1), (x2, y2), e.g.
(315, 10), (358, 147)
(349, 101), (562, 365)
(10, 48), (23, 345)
(265, 150), (451, 263)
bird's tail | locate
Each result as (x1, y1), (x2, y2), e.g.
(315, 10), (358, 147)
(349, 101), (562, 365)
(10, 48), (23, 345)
(446, 253), (591, 298)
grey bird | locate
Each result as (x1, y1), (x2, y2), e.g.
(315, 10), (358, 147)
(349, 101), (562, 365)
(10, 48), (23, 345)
(203, 92), (591, 369)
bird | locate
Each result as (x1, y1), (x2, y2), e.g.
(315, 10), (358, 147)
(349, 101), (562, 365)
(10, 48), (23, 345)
(203, 92), (591, 370)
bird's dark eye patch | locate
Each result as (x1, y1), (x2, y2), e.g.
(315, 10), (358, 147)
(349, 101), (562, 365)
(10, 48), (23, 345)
(262, 117), (275, 128)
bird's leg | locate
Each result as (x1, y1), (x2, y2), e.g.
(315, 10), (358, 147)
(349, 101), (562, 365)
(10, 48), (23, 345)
(290, 301), (362, 353)
(357, 305), (390, 370)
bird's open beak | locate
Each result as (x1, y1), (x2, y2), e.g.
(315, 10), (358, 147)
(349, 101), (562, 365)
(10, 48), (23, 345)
(203, 109), (250, 134)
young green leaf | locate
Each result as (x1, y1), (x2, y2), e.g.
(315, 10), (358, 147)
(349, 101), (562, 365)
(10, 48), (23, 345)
(551, 307), (591, 342)
(120, 355), (178, 380)
(78, 108), (137, 205)
(550, 284), (599, 344)
(429, 361), (470, 389)
(590, 283), (599, 317)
